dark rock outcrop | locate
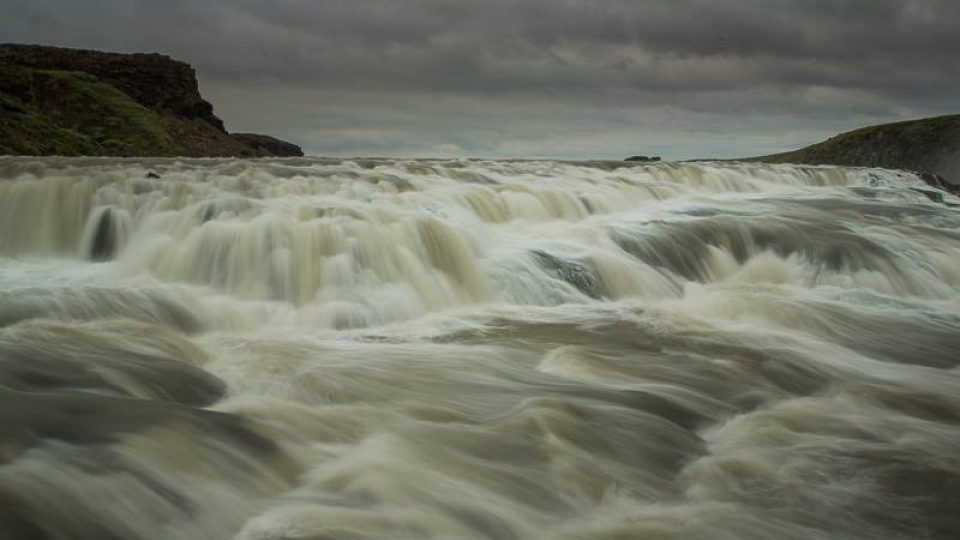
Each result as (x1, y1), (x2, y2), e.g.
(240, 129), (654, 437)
(0, 43), (226, 131)
(625, 155), (661, 162)
(88, 207), (119, 262)
(0, 43), (303, 158)
(231, 133), (304, 157)
(745, 115), (960, 194)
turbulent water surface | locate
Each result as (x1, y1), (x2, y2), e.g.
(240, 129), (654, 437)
(1, 157), (959, 540)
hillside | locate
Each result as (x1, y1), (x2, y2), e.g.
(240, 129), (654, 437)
(746, 115), (960, 191)
(0, 44), (303, 157)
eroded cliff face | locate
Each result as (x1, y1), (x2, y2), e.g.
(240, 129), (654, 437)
(0, 43), (228, 131)
(0, 43), (303, 157)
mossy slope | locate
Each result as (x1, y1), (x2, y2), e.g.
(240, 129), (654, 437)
(0, 44), (303, 157)
(747, 115), (960, 187)
(0, 68), (245, 157)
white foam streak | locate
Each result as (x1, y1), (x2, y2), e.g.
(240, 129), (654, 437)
(1, 157), (959, 540)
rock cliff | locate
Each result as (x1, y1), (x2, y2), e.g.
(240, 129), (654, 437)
(746, 115), (960, 192)
(0, 43), (303, 157)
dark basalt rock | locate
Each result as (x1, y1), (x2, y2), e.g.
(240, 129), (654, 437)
(531, 249), (603, 299)
(917, 171), (959, 196)
(910, 187), (946, 204)
(89, 207), (118, 261)
(231, 132), (304, 157)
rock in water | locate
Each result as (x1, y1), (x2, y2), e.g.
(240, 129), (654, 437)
(88, 207), (119, 261)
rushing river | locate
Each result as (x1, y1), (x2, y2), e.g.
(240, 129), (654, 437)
(1, 157), (959, 540)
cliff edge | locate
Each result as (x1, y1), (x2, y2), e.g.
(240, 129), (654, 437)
(0, 43), (303, 157)
(746, 115), (960, 192)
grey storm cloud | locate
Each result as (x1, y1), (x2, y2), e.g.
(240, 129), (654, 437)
(2, 0), (959, 158)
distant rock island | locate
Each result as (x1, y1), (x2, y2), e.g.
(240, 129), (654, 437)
(0, 43), (303, 157)
(745, 114), (960, 192)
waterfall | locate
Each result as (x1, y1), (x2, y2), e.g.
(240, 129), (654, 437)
(1, 156), (958, 540)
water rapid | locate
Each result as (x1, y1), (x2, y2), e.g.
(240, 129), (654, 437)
(1, 156), (959, 540)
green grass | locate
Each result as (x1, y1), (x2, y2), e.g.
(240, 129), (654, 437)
(0, 69), (180, 156)
(747, 115), (960, 165)
(0, 93), (96, 155)
(38, 70), (176, 155)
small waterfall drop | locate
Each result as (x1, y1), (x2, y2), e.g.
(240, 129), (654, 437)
(0, 156), (958, 540)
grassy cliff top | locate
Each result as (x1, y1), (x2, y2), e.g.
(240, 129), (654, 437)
(746, 115), (960, 187)
(0, 44), (302, 157)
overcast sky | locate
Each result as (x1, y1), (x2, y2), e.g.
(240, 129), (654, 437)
(3, 0), (958, 159)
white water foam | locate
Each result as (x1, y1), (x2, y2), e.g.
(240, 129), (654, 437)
(1, 157), (958, 539)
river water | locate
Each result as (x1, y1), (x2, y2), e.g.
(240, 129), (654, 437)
(1, 157), (959, 540)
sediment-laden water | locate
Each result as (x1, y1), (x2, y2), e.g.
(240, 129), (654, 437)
(1, 156), (959, 540)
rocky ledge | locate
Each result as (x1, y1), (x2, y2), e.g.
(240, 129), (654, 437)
(745, 114), (960, 194)
(0, 43), (303, 157)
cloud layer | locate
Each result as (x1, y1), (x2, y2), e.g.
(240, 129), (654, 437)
(3, 0), (958, 158)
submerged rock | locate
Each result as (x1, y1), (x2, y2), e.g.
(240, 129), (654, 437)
(531, 250), (603, 299)
(917, 171), (960, 196)
(88, 207), (118, 261)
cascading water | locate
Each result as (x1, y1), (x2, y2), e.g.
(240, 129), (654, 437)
(1, 156), (959, 540)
